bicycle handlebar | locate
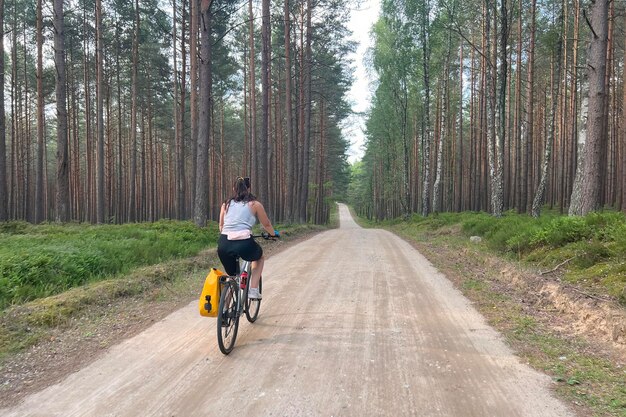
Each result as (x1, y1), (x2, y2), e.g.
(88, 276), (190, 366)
(251, 232), (280, 240)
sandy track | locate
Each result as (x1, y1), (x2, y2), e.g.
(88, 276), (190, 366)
(0, 204), (573, 417)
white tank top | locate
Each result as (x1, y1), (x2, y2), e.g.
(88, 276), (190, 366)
(222, 201), (257, 234)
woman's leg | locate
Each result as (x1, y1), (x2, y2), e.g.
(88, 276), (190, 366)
(217, 235), (239, 276)
(250, 256), (264, 289)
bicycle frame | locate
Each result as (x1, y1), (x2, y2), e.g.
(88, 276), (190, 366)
(234, 259), (252, 314)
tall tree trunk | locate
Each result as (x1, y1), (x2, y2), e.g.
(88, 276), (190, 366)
(599, 1), (613, 207)
(54, 0), (69, 222)
(10, 13), (16, 220)
(243, 42), (249, 175)
(570, 0), (608, 215)
(22, 24), (32, 222)
(432, 84), (444, 214)
(483, 0), (498, 216)
(456, 41), (464, 212)
(469, 35), (477, 211)
(486, 0), (505, 217)
(190, 0), (198, 214)
(296, 9), (304, 219)
(567, 0), (580, 212)
(248, 0), (258, 190)
(621, 8), (626, 212)
(284, 0), (295, 222)
(115, 18), (124, 223)
(81, 3), (92, 222)
(96, 0), (105, 223)
(174, 0), (187, 219)
(0, 0), (6, 222)
(532, 1), (564, 217)
(520, 0), (536, 213)
(492, 0), (507, 216)
(421, 0), (432, 217)
(401, 86), (410, 217)
(513, 0), (522, 212)
(569, 75), (589, 215)
(173, 0), (180, 218)
(140, 110), (146, 221)
(559, 1), (570, 212)
(315, 99), (326, 223)
(193, 0), (213, 227)
(433, 17), (454, 214)
(180, 0), (187, 219)
(260, 0), (270, 204)
(35, 0), (45, 223)
(129, 0), (140, 222)
(299, 0), (313, 222)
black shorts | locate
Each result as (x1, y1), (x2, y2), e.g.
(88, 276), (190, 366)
(217, 234), (263, 276)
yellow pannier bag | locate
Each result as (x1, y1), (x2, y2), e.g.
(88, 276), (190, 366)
(199, 268), (225, 317)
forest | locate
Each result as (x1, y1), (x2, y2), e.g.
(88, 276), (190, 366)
(0, 0), (624, 228)
(351, 0), (626, 220)
(0, 0), (353, 226)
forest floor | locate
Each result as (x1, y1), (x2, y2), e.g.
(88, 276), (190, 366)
(1, 214), (625, 415)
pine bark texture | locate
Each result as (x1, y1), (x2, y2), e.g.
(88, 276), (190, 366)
(54, 0), (70, 222)
(35, 0), (45, 223)
(96, 0), (105, 223)
(572, 0), (609, 215)
(261, 0), (271, 205)
(0, 0), (6, 222)
(421, 0), (432, 217)
(193, 0), (212, 227)
(569, 76), (589, 215)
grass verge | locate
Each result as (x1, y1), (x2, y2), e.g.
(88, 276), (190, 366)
(0, 220), (219, 309)
(0, 222), (324, 362)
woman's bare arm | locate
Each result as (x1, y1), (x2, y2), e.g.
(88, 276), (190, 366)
(251, 201), (275, 235)
(219, 203), (226, 232)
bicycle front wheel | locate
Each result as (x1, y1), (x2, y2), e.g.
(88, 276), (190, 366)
(245, 275), (262, 323)
(217, 281), (240, 355)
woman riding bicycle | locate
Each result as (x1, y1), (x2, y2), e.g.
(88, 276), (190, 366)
(218, 176), (278, 300)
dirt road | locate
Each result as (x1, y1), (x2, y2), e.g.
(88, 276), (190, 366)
(1, 204), (574, 417)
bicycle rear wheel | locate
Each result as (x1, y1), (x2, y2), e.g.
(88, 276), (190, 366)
(245, 275), (262, 323)
(217, 281), (239, 355)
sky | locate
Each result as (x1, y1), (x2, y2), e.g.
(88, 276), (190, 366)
(345, 0), (381, 164)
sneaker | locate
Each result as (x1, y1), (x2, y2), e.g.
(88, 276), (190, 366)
(248, 287), (262, 300)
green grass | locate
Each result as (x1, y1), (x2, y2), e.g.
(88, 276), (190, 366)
(441, 210), (626, 304)
(0, 252), (215, 360)
(0, 220), (219, 309)
(354, 208), (626, 303)
(509, 316), (626, 416)
(0, 221), (324, 360)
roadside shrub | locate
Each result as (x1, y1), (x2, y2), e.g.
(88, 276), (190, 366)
(459, 212), (549, 255)
(530, 216), (592, 248)
(486, 216), (533, 253)
(569, 241), (612, 269)
(423, 212), (465, 229)
(0, 221), (31, 235)
(504, 225), (541, 254)
(461, 212), (496, 237)
(584, 211), (626, 241)
(610, 223), (626, 254)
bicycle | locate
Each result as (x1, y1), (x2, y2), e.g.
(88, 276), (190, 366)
(217, 233), (278, 355)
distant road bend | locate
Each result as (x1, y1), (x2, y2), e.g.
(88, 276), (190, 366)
(0, 203), (574, 417)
